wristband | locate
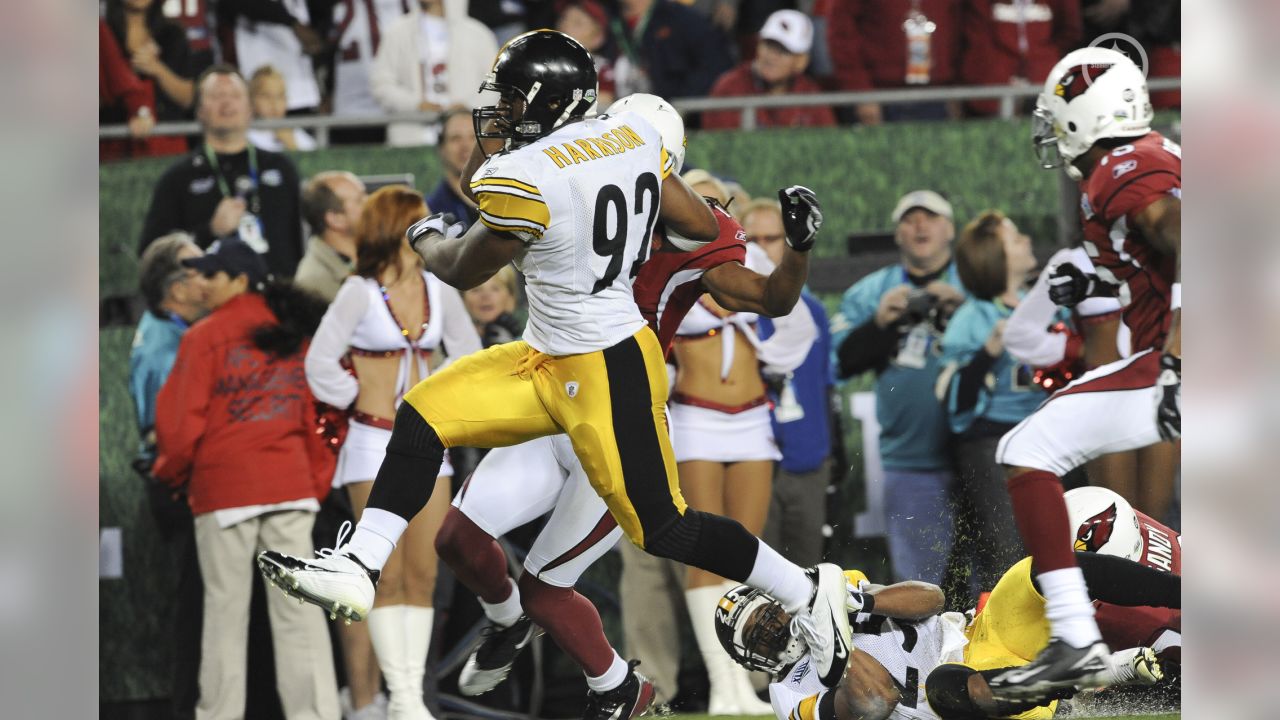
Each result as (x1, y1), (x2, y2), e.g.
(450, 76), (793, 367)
(1170, 282), (1181, 310)
(859, 592), (875, 616)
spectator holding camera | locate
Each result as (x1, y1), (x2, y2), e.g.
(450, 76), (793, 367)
(937, 210), (1040, 592)
(140, 65), (305, 279)
(831, 190), (965, 584)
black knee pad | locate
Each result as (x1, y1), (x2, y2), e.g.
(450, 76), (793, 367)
(365, 404), (446, 519)
(924, 665), (985, 720)
(644, 510), (757, 582)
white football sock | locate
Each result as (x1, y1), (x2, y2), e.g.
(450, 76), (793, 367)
(478, 579), (523, 628)
(585, 652), (628, 693)
(1037, 567), (1103, 646)
(744, 540), (810, 612)
(346, 509), (408, 571)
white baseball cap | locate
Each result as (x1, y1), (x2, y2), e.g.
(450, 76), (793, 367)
(891, 190), (954, 223)
(759, 10), (813, 55)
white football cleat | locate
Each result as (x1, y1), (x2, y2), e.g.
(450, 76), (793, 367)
(257, 522), (380, 622)
(791, 564), (854, 688)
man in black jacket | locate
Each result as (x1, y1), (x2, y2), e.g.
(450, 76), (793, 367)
(140, 65), (304, 279)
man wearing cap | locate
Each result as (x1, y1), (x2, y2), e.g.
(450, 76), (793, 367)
(153, 237), (340, 720)
(704, 10), (837, 130)
(830, 190), (966, 584)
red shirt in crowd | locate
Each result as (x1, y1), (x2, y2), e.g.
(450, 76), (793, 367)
(154, 292), (332, 514)
(961, 0), (1081, 115)
(820, 0), (962, 90)
(703, 63), (837, 130)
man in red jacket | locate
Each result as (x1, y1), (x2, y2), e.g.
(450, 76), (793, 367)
(154, 238), (339, 720)
(704, 10), (837, 130)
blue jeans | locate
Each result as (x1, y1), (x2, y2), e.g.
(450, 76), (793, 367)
(883, 468), (955, 584)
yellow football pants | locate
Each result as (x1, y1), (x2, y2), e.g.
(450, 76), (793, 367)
(403, 326), (686, 547)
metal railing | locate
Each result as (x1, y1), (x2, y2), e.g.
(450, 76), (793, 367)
(99, 78), (1181, 146)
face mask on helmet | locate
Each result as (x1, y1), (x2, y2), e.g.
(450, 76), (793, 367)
(714, 586), (806, 675)
(472, 30), (599, 158)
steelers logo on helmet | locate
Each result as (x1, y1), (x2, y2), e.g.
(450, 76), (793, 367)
(714, 585), (806, 675)
(473, 30), (599, 157)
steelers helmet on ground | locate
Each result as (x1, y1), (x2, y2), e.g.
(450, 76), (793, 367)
(473, 29), (598, 154)
(606, 93), (687, 174)
(1033, 46), (1153, 180)
(714, 585), (806, 675)
(1064, 486), (1144, 561)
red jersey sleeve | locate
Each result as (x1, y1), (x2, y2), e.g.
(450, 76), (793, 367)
(1086, 134), (1182, 225)
(153, 326), (214, 487)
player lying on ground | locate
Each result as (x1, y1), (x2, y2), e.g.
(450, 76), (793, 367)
(988, 45), (1182, 699)
(257, 31), (854, 719)
(431, 93), (821, 715)
(715, 551), (1177, 720)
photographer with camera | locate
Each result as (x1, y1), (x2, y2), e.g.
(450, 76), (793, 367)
(831, 190), (966, 584)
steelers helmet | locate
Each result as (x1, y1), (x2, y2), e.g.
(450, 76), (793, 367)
(714, 585), (806, 675)
(1033, 46), (1152, 180)
(473, 29), (598, 153)
(1064, 486), (1144, 561)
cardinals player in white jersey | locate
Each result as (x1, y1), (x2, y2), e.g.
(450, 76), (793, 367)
(986, 47), (1182, 700)
(259, 31), (854, 720)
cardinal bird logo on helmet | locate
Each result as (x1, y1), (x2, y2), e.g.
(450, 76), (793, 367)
(1075, 502), (1118, 552)
(1055, 63), (1114, 102)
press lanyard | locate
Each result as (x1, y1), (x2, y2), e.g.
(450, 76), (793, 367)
(204, 144), (260, 215)
(612, 3), (655, 65)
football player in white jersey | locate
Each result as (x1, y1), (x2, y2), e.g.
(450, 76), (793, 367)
(259, 30), (853, 718)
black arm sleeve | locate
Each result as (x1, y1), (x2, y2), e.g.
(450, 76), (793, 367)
(1046, 552), (1181, 608)
(952, 349), (998, 413)
(836, 319), (899, 379)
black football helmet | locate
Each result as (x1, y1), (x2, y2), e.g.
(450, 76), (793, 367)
(473, 29), (598, 154)
(714, 585), (807, 676)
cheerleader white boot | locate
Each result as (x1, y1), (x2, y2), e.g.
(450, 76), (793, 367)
(687, 585), (742, 715)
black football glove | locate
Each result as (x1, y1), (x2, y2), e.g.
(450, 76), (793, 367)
(1156, 353), (1181, 441)
(1047, 262), (1114, 307)
(778, 185), (823, 253)
(406, 212), (465, 258)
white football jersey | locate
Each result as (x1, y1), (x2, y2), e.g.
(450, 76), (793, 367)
(470, 111), (675, 356)
(769, 612), (968, 720)
(332, 0), (410, 116)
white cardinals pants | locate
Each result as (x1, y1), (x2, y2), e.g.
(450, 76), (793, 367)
(452, 434), (623, 587)
(996, 349), (1165, 476)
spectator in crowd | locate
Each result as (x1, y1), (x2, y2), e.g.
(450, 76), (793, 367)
(152, 238), (339, 720)
(305, 187), (482, 720)
(468, 0), (557, 44)
(462, 264), (522, 347)
(746, 201), (835, 569)
(327, 0), (413, 145)
(247, 65), (319, 152)
(296, 171), (366, 302)
(425, 110), (480, 226)
(218, 0), (325, 114)
(556, 0), (617, 109)
(370, 0), (500, 146)
(831, 190), (966, 584)
(937, 210), (1039, 593)
(129, 233), (208, 720)
(611, 0), (733, 106)
(140, 65), (305, 279)
(101, 0), (194, 157)
(960, 0), (1082, 116)
(818, 0), (963, 122)
(99, 19), (161, 161)
(159, 0), (215, 75)
(704, 10), (836, 130)
(682, 168), (731, 206)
